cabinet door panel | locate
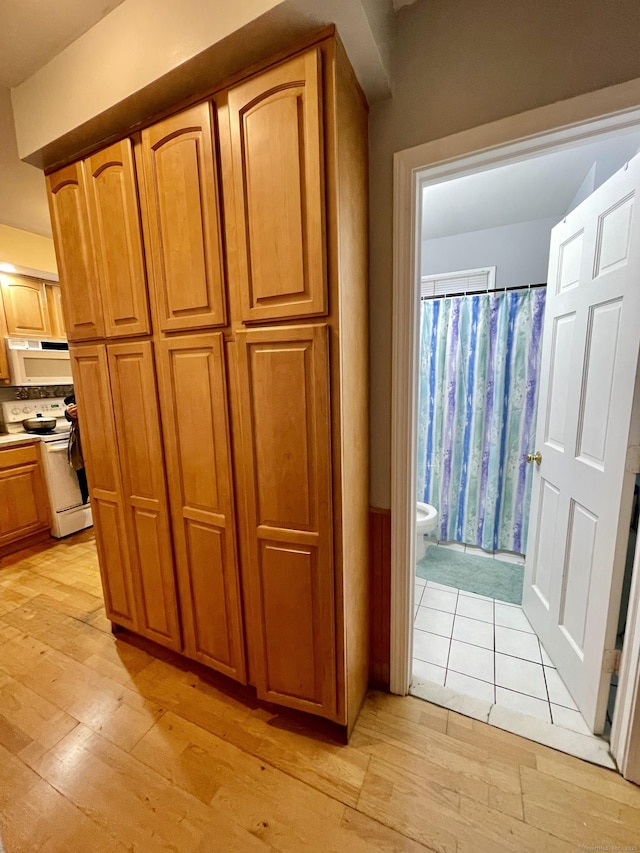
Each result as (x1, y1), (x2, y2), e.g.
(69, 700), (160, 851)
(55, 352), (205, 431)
(228, 49), (326, 322)
(141, 103), (226, 331)
(236, 324), (336, 717)
(85, 140), (150, 337)
(46, 284), (66, 339)
(156, 334), (245, 680)
(107, 341), (181, 650)
(46, 163), (104, 340)
(1, 275), (51, 337)
(0, 462), (49, 544)
(70, 345), (136, 627)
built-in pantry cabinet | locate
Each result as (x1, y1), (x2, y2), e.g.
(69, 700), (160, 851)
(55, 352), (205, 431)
(48, 34), (369, 733)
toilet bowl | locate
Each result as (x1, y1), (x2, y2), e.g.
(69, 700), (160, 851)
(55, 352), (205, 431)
(416, 502), (439, 561)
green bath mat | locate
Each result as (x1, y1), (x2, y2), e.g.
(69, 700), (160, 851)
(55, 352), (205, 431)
(417, 546), (524, 605)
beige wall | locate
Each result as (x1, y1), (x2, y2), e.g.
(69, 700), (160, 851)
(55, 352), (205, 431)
(12, 0), (283, 161)
(12, 0), (391, 168)
(368, 0), (640, 508)
(0, 224), (57, 276)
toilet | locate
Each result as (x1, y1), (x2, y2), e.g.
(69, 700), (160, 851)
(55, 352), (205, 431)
(416, 502), (439, 561)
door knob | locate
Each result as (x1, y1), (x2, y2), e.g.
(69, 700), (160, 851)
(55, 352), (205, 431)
(526, 451), (542, 465)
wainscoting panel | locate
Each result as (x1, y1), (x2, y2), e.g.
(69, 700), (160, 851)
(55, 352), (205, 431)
(369, 507), (391, 688)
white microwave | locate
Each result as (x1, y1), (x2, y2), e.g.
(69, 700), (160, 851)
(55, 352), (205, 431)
(5, 337), (73, 386)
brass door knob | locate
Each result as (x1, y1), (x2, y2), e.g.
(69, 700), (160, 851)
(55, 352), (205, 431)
(526, 451), (542, 465)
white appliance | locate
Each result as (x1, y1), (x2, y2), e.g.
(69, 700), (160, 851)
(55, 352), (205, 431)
(5, 337), (72, 386)
(0, 398), (93, 538)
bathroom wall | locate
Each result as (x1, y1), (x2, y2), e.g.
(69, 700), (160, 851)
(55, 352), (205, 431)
(421, 216), (557, 287)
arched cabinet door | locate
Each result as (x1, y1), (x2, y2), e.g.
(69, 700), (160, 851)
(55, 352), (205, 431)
(84, 139), (150, 338)
(227, 48), (327, 323)
(46, 163), (104, 340)
(1, 275), (51, 337)
(139, 103), (227, 332)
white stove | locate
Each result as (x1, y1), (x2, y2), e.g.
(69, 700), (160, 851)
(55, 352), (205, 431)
(0, 398), (93, 538)
(1, 397), (69, 435)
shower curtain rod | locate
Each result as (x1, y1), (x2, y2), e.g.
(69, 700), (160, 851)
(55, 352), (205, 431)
(420, 282), (547, 300)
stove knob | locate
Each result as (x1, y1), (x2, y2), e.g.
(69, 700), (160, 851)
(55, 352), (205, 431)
(11, 407), (20, 415)
(22, 406), (31, 413)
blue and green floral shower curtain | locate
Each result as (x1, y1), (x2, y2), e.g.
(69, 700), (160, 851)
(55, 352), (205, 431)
(417, 288), (546, 554)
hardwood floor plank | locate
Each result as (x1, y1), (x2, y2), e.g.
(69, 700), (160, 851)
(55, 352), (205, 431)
(534, 753), (640, 809)
(132, 658), (370, 807)
(0, 677), (77, 757)
(2, 778), (128, 853)
(1, 530), (638, 853)
(132, 711), (428, 852)
(28, 724), (268, 853)
(521, 764), (640, 846)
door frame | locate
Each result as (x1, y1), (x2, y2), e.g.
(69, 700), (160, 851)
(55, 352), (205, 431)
(390, 76), (640, 778)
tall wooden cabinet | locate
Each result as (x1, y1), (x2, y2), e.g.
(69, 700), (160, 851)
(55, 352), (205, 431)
(48, 35), (369, 733)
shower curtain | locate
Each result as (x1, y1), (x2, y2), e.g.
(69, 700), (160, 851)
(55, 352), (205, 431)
(417, 288), (546, 554)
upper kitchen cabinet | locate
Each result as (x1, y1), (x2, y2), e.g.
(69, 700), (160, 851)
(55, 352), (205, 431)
(0, 274), (51, 337)
(139, 102), (227, 332)
(227, 48), (327, 324)
(45, 284), (66, 340)
(84, 140), (150, 338)
(46, 162), (104, 341)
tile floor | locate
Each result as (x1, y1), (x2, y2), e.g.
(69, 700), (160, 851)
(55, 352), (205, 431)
(413, 574), (592, 736)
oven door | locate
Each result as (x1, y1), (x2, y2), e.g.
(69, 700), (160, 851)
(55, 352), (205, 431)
(41, 439), (83, 511)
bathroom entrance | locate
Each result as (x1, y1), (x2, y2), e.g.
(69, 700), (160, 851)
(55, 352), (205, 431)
(407, 127), (640, 765)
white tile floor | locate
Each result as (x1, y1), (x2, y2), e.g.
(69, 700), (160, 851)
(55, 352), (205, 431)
(413, 575), (592, 736)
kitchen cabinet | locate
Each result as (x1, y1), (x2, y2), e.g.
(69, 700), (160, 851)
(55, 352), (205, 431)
(107, 340), (181, 650)
(70, 345), (138, 630)
(227, 50), (327, 324)
(84, 140), (150, 338)
(0, 297), (10, 382)
(47, 140), (150, 341)
(45, 283), (66, 339)
(46, 161), (104, 341)
(139, 102), (227, 332)
(236, 324), (336, 715)
(156, 334), (245, 679)
(0, 442), (50, 555)
(71, 341), (182, 651)
(52, 34), (369, 734)
(1, 274), (51, 337)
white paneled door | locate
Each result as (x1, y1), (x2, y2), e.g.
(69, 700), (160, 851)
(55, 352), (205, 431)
(523, 153), (640, 734)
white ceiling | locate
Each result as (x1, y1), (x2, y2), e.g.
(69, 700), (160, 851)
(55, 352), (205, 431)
(0, 0), (127, 88)
(422, 132), (640, 241)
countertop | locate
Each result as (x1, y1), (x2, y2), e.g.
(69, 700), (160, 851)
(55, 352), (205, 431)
(0, 432), (46, 448)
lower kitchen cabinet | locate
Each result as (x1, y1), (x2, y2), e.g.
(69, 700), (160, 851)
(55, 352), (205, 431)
(71, 342), (182, 651)
(156, 334), (246, 681)
(235, 324), (337, 718)
(0, 442), (51, 555)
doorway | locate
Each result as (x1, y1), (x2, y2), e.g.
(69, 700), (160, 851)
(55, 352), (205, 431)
(412, 137), (640, 757)
(390, 85), (640, 779)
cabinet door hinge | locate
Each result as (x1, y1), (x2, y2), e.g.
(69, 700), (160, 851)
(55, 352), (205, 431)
(603, 648), (622, 674)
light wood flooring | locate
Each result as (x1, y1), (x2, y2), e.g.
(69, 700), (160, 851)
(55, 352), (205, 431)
(0, 531), (638, 852)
